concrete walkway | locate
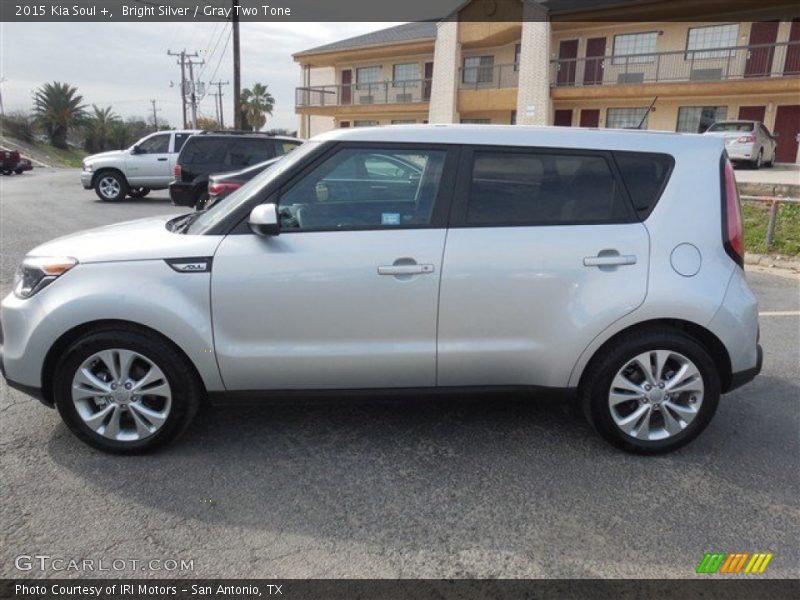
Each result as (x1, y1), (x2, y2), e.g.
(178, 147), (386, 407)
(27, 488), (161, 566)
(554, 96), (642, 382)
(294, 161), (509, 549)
(735, 163), (800, 186)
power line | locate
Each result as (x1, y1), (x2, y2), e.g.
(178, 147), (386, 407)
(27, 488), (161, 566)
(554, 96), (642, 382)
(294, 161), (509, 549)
(167, 49), (199, 127)
(197, 22), (228, 82)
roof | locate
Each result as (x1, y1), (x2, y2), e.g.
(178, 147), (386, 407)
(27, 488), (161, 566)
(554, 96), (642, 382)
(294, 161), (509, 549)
(294, 22), (437, 57)
(312, 124), (725, 155)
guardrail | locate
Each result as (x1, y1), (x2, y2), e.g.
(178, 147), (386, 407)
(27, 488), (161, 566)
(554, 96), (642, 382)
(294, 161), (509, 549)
(740, 195), (800, 249)
(458, 63), (520, 89)
(296, 79), (432, 108)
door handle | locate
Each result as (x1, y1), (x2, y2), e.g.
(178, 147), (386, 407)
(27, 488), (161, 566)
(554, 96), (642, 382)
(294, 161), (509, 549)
(377, 264), (435, 275)
(584, 254), (637, 267)
(157, 158), (168, 161)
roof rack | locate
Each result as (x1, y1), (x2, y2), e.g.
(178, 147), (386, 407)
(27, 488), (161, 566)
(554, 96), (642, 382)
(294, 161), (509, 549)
(197, 130), (278, 136)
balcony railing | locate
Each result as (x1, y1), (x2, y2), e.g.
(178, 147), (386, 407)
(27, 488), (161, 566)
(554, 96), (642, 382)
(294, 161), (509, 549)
(296, 78), (432, 108)
(550, 40), (800, 88)
(458, 63), (519, 89)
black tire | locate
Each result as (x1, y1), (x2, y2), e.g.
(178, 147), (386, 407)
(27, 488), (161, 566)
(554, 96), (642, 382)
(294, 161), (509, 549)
(128, 187), (151, 198)
(93, 170), (129, 202)
(53, 327), (203, 454)
(580, 328), (720, 454)
(194, 189), (210, 211)
(15, 169), (23, 174)
(752, 150), (763, 170)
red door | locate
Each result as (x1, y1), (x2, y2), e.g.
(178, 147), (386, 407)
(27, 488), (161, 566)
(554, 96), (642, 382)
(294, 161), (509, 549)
(745, 22), (779, 78)
(557, 40), (579, 86)
(339, 121), (351, 128)
(423, 62), (434, 100)
(554, 109), (573, 127)
(773, 105), (800, 163)
(738, 106), (766, 123)
(579, 109), (600, 128)
(583, 37), (606, 86)
(341, 69), (352, 105)
(784, 19), (800, 76)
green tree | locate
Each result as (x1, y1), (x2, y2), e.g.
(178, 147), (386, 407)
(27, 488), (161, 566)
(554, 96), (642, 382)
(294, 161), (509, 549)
(83, 105), (120, 152)
(240, 83), (274, 131)
(32, 82), (87, 149)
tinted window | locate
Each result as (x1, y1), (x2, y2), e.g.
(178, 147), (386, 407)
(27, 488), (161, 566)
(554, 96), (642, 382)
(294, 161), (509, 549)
(223, 139), (275, 168)
(137, 134), (170, 154)
(706, 122), (754, 132)
(180, 138), (228, 165)
(279, 147), (446, 231)
(276, 140), (301, 156)
(614, 152), (674, 218)
(466, 151), (631, 225)
(174, 133), (191, 152)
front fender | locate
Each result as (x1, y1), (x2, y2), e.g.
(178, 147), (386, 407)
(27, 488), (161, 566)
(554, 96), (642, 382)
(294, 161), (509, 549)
(2, 260), (224, 392)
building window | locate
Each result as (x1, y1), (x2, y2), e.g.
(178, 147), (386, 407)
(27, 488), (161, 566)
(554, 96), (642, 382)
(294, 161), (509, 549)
(356, 66), (381, 90)
(612, 32), (657, 64)
(353, 120), (379, 127)
(511, 110), (517, 125)
(391, 120), (416, 124)
(606, 107), (650, 129)
(686, 24), (739, 59)
(463, 56), (495, 84)
(676, 106), (728, 133)
(514, 44), (521, 71)
(392, 63), (419, 86)
(461, 118), (491, 124)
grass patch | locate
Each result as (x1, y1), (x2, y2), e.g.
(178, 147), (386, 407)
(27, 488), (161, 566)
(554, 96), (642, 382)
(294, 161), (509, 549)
(37, 143), (87, 168)
(742, 201), (800, 256)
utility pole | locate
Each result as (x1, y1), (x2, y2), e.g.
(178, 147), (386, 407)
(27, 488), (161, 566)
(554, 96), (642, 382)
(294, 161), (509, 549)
(210, 80), (229, 128)
(209, 92), (220, 124)
(232, 0), (241, 129)
(167, 49), (198, 127)
(185, 57), (205, 129)
(149, 99), (162, 131)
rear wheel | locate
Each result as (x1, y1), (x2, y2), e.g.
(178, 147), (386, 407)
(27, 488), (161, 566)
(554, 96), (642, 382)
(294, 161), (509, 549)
(94, 171), (128, 201)
(581, 329), (720, 454)
(14, 169), (23, 174)
(752, 150), (763, 170)
(53, 328), (203, 453)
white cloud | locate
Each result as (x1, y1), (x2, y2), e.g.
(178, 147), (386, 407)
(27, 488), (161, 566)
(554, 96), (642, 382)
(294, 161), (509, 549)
(0, 21), (403, 133)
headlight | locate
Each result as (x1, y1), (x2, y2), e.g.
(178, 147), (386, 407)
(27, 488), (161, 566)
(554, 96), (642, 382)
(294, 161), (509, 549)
(13, 256), (78, 299)
(83, 162), (93, 171)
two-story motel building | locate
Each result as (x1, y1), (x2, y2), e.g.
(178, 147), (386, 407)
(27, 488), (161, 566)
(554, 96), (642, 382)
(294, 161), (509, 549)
(294, 0), (800, 163)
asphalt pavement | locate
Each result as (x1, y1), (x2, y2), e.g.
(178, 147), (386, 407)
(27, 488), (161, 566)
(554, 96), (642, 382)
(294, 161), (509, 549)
(1, 169), (798, 579)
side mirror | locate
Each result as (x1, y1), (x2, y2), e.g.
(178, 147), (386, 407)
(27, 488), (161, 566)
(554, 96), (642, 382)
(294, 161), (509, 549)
(248, 203), (280, 236)
(131, 145), (141, 154)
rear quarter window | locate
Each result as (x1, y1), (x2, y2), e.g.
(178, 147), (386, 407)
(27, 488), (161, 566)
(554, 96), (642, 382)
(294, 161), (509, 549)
(613, 152), (674, 219)
(179, 138), (229, 165)
(276, 141), (301, 156)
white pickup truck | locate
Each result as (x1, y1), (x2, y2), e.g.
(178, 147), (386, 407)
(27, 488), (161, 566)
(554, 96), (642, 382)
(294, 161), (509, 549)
(81, 130), (199, 201)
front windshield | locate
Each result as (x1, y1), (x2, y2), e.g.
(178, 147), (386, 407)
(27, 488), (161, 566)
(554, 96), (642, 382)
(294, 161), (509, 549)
(186, 141), (321, 235)
(707, 122), (754, 133)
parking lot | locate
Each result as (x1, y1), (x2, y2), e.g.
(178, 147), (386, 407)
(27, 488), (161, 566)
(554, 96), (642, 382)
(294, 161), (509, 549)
(1, 168), (798, 579)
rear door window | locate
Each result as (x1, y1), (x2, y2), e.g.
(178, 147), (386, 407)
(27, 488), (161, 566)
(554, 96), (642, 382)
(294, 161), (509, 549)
(613, 152), (674, 219)
(464, 150), (633, 225)
(173, 133), (192, 153)
(180, 138), (229, 165)
(224, 139), (276, 168)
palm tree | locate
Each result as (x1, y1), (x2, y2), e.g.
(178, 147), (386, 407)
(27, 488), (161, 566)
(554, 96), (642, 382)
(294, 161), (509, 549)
(84, 105), (120, 152)
(32, 82), (87, 148)
(240, 83), (274, 131)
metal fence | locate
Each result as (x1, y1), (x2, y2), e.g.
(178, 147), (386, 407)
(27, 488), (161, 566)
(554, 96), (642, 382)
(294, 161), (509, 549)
(296, 79), (432, 108)
(550, 40), (800, 88)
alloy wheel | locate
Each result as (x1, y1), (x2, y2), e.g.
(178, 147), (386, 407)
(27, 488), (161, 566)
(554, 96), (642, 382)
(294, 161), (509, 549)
(98, 176), (121, 199)
(71, 348), (172, 441)
(608, 350), (704, 442)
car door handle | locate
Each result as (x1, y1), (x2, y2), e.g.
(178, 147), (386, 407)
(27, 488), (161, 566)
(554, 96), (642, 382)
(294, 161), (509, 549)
(377, 264), (435, 275)
(583, 254), (637, 267)
(157, 158), (168, 161)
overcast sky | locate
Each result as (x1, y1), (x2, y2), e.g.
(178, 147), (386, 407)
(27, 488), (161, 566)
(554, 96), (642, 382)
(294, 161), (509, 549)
(0, 21), (403, 133)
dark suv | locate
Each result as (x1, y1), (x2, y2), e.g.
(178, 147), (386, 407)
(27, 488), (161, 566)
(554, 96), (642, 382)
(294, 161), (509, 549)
(169, 132), (301, 208)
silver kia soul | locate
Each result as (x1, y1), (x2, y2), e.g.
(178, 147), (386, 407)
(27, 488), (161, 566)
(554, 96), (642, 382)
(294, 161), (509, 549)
(0, 126), (762, 454)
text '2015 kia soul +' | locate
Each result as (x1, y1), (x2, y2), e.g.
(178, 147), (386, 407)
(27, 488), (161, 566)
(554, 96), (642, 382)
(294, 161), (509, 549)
(1, 126), (762, 454)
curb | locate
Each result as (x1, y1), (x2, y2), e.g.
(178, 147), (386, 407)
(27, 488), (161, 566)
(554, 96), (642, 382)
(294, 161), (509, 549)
(745, 252), (800, 273)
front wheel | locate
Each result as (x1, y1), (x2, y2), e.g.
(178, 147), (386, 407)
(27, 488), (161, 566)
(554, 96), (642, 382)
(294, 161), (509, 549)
(581, 329), (720, 454)
(94, 171), (128, 201)
(53, 328), (203, 453)
(14, 169), (23, 174)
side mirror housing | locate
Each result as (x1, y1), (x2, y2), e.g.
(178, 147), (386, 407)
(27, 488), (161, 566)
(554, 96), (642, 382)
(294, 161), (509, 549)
(131, 145), (141, 154)
(248, 203), (280, 236)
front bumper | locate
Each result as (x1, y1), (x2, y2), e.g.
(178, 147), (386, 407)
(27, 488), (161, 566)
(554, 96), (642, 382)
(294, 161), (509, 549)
(0, 341), (47, 405)
(81, 170), (93, 189)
